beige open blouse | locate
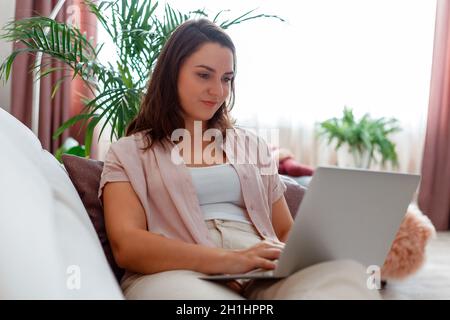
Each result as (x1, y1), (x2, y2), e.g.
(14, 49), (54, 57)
(98, 127), (287, 247)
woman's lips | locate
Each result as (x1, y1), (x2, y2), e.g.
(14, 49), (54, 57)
(201, 100), (218, 107)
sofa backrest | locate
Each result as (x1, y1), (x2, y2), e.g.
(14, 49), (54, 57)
(0, 108), (124, 299)
(280, 175), (306, 218)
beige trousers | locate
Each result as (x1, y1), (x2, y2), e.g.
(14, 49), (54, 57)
(120, 219), (382, 300)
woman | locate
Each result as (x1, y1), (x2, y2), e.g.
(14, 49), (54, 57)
(98, 19), (381, 300)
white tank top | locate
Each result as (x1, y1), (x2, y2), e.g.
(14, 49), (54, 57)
(188, 164), (252, 224)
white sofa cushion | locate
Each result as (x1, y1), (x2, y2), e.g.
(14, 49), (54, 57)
(0, 136), (65, 299)
(0, 108), (42, 158)
(0, 108), (124, 299)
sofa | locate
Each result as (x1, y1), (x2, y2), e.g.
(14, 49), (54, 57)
(0, 107), (126, 299)
(0, 107), (306, 299)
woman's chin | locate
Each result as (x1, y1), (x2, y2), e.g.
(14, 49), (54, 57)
(194, 113), (215, 123)
(184, 110), (218, 124)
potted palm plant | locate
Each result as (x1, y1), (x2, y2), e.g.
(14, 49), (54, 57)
(317, 107), (402, 169)
(0, 0), (284, 157)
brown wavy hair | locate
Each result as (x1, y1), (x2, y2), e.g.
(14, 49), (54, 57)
(126, 19), (237, 151)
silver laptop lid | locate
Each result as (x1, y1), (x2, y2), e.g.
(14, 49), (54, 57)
(274, 166), (421, 277)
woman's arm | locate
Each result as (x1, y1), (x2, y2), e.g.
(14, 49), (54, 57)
(271, 195), (294, 243)
(102, 181), (282, 275)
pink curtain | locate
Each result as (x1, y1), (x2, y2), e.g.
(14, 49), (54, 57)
(11, 0), (98, 157)
(418, 0), (450, 231)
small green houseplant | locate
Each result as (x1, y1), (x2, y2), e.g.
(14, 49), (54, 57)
(317, 107), (401, 168)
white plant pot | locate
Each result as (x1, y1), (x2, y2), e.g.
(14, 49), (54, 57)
(336, 144), (372, 169)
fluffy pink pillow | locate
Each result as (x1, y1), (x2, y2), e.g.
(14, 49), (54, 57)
(381, 204), (436, 280)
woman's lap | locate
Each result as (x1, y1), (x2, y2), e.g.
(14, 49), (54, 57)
(121, 219), (382, 300)
(243, 259), (382, 300)
(122, 269), (245, 300)
(121, 219), (260, 300)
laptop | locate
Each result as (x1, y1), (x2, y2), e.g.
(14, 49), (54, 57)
(199, 166), (421, 280)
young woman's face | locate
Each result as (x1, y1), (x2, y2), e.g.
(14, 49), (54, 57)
(177, 42), (234, 125)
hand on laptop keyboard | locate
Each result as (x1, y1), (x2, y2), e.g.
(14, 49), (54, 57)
(246, 259), (279, 275)
(220, 240), (282, 275)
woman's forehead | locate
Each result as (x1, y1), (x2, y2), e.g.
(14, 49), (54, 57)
(185, 43), (234, 72)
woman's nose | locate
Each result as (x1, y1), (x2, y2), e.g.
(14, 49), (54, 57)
(208, 79), (224, 97)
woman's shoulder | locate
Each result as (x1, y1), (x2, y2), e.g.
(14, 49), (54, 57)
(108, 130), (152, 155)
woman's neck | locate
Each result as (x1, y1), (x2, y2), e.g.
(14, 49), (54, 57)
(180, 119), (227, 166)
(184, 119), (207, 138)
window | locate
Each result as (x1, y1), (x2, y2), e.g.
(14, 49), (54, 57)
(97, 0), (437, 173)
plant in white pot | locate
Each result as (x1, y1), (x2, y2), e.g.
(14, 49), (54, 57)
(317, 107), (402, 169)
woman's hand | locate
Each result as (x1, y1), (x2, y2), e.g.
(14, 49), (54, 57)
(219, 240), (285, 275)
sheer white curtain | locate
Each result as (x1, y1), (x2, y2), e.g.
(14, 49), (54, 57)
(97, 0), (436, 174)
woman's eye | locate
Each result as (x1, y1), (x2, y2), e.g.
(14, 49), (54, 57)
(223, 77), (233, 83)
(198, 73), (209, 79)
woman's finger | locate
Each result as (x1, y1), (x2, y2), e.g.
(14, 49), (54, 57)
(255, 257), (277, 270)
(257, 247), (282, 260)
